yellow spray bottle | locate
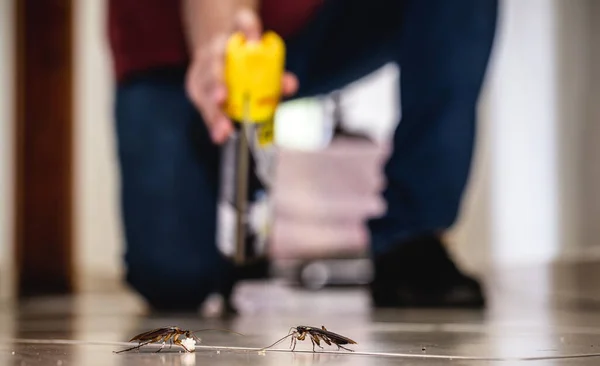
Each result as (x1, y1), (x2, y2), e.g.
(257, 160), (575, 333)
(217, 30), (285, 265)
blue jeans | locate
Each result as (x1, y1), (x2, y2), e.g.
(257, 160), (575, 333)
(114, 0), (498, 308)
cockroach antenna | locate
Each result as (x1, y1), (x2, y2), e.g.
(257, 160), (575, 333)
(259, 330), (297, 351)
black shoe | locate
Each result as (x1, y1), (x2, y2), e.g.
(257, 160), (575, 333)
(370, 234), (485, 308)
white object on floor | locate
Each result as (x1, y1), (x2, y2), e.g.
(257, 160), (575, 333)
(181, 337), (196, 352)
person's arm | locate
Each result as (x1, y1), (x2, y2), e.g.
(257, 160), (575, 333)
(183, 1), (298, 144)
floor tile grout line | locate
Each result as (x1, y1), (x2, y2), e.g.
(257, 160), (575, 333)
(6, 338), (600, 361)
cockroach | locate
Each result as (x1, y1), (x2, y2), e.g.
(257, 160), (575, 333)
(114, 326), (243, 354)
(261, 325), (357, 352)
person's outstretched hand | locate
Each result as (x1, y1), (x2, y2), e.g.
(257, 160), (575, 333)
(185, 9), (299, 145)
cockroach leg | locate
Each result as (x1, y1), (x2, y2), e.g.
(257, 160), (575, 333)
(337, 344), (354, 352)
(310, 334), (323, 352)
(174, 339), (191, 353)
(155, 341), (166, 353)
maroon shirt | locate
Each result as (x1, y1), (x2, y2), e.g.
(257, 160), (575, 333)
(108, 0), (323, 82)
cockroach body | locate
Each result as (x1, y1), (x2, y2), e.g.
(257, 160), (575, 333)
(263, 325), (357, 352)
(114, 326), (242, 354)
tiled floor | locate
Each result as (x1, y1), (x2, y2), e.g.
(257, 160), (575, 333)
(3, 260), (600, 365)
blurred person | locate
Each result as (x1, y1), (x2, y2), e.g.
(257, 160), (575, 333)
(107, 0), (498, 312)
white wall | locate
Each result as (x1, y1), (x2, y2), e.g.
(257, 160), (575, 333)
(483, 0), (595, 264)
(74, 0), (123, 287)
(0, 0), (15, 300)
(486, 0), (561, 264)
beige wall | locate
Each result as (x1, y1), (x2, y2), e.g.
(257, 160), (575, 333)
(554, 0), (592, 256)
(74, 0), (123, 285)
(582, 0), (600, 251)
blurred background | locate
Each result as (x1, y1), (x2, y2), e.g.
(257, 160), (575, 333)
(2, 0), (600, 302)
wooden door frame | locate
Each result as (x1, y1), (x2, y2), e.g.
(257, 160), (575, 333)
(13, 0), (74, 297)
